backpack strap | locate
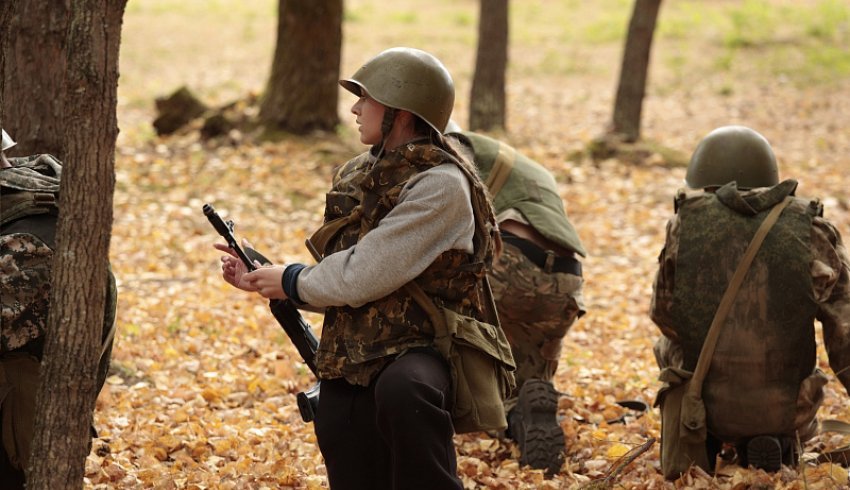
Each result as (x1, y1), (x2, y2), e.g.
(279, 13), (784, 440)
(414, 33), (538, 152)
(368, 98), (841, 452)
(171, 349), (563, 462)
(1, 191), (58, 227)
(484, 141), (516, 199)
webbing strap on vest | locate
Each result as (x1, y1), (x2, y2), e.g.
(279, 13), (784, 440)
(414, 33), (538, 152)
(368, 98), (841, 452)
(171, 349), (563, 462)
(305, 207), (363, 262)
(484, 141), (516, 199)
(0, 191), (57, 226)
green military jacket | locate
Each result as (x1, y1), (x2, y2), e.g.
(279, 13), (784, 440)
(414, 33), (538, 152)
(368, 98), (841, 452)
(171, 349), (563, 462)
(457, 131), (586, 257)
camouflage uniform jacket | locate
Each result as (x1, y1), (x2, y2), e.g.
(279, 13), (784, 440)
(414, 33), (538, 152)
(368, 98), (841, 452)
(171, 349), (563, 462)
(456, 131), (586, 257)
(651, 179), (850, 443)
(301, 139), (498, 386)
(1, 155), (62, 354)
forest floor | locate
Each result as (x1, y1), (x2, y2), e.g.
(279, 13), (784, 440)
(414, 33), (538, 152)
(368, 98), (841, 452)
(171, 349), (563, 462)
(83, 1), (850, 488)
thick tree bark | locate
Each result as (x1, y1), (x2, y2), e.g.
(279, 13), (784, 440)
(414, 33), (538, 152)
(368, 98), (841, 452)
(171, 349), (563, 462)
(1, 1), (69, 158)
(469, 0), (509, 132)
(259, 0), (342, 134)
(611, 0), (662, 143)
(27, 0), (125, 487)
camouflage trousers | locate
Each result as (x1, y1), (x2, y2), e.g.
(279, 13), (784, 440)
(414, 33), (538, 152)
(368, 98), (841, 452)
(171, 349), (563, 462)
(489, 243), (584, 410)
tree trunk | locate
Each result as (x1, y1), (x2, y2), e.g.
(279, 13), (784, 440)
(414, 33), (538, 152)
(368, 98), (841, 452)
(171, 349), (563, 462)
(27, 0), (125, 487)
(469, 0), (509, 132)
(0, 1), (9, 131)
(611, 0), (662, 143)
(1, 0), (69, 159)
(259, 0), (342, 134)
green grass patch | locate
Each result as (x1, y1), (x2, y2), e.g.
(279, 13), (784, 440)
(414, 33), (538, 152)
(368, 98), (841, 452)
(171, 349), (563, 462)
(723, 0), (783, 49)
(805, 0), (850, 42)
(126, 0), (274, 17)
(389, 11), (418, 24)
(805, 44), (850, 78)
(452, 11), (474, 27)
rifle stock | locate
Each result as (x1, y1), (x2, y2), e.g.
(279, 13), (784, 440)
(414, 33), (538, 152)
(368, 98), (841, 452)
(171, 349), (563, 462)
(203, 203), (320, 422)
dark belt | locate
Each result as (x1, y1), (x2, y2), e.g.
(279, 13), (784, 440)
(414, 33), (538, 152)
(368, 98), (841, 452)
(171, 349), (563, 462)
(500, 231), (583, 277)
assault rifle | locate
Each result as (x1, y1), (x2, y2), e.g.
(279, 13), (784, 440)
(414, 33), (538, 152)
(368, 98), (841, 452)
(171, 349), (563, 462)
(203, 203), (320, 422)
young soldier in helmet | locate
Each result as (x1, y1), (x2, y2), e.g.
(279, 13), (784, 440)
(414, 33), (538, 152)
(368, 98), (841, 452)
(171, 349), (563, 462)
(216, 48), (512, 490)
(445, 124), (586, 474)
(0, 129), (117, 488)
(651, 125), (850, 476)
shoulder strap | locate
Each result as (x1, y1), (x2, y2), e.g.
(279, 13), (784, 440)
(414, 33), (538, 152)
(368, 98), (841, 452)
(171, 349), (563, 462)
(484, 141), (516, 199)
(689, 196), (793, 395)
(1, 191), (58, 227)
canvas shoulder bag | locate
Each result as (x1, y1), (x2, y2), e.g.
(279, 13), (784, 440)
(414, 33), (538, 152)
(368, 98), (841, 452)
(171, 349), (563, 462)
(405, 279), (516, 434)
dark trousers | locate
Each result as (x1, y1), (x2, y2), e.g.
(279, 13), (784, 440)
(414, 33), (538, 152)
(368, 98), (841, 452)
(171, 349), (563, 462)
(0, 448), (24, 490)
(314, 350), (463, 490)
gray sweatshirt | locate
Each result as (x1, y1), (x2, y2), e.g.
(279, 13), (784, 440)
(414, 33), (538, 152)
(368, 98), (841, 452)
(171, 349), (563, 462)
(297, 163), (475, 308)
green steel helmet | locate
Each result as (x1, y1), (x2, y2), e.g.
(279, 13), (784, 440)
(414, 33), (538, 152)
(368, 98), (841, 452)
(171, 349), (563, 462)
(1, 129), (16, 152)
(340, 47), (455, 133)
(685, 125), (779, 189)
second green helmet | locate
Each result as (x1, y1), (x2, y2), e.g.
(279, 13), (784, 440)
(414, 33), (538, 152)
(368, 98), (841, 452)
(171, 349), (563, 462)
(685, 125), (779, 189)
(340, 47), (455, 133)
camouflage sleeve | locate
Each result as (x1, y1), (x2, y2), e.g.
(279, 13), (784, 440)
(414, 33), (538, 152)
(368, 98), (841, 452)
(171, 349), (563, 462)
(813, 217), (850, 394)
(0, 233), (53, 352)
(649, 215), (680, 342)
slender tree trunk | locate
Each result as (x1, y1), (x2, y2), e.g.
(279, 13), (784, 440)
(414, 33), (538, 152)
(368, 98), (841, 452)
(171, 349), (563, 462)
(1, 0), (69, 158)
(611, 0), (662, 142)
(0, 1), (9, 131)
(469, 0), (509, 132)
(27, 0), (125, 487)
(259, 0), (342, 134)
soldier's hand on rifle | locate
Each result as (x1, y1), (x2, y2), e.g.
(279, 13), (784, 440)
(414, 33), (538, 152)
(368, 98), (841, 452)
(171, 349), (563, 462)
(243, 266), (288, 300)
(214, 240), (260, 292)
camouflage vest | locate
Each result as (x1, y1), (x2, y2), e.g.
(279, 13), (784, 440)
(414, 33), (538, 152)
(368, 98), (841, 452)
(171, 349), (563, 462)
(671, 180), (820, 440)
(309, 140), (497, 386)
(458, 131), (586, 257)
(1, 155), (62, 353)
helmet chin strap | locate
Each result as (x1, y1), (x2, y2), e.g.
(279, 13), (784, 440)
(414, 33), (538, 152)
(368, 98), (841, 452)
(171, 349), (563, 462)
(375, 107), (397, 160)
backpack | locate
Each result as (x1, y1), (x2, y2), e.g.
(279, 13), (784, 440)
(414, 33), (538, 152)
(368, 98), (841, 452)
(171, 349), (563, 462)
(0, 155), (116, 473)
(1, 155), (63, 352)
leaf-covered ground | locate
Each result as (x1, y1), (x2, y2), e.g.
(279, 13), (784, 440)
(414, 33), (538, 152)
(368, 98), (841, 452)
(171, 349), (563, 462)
(84, 1), (850, 488)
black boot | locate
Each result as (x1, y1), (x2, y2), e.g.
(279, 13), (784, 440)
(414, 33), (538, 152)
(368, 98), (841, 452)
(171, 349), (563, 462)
(508, 379), (565, 474)
(745, 436), (783, 472)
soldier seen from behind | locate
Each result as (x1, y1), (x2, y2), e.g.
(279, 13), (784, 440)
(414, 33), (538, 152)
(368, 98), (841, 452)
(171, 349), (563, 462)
(215, 48), (515, 490)
(446, 125), (586, 474)
(651, 125), (850, 477)
(0, 129), (117, 488)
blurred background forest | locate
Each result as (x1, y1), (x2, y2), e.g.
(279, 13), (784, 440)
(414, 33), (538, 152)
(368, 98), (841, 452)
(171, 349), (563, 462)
(5, 0), (850, 488)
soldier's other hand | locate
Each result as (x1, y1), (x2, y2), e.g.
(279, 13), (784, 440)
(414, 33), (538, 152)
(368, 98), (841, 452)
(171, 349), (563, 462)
(243, 266), (288, 300)
(214, 243), (258, 293)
